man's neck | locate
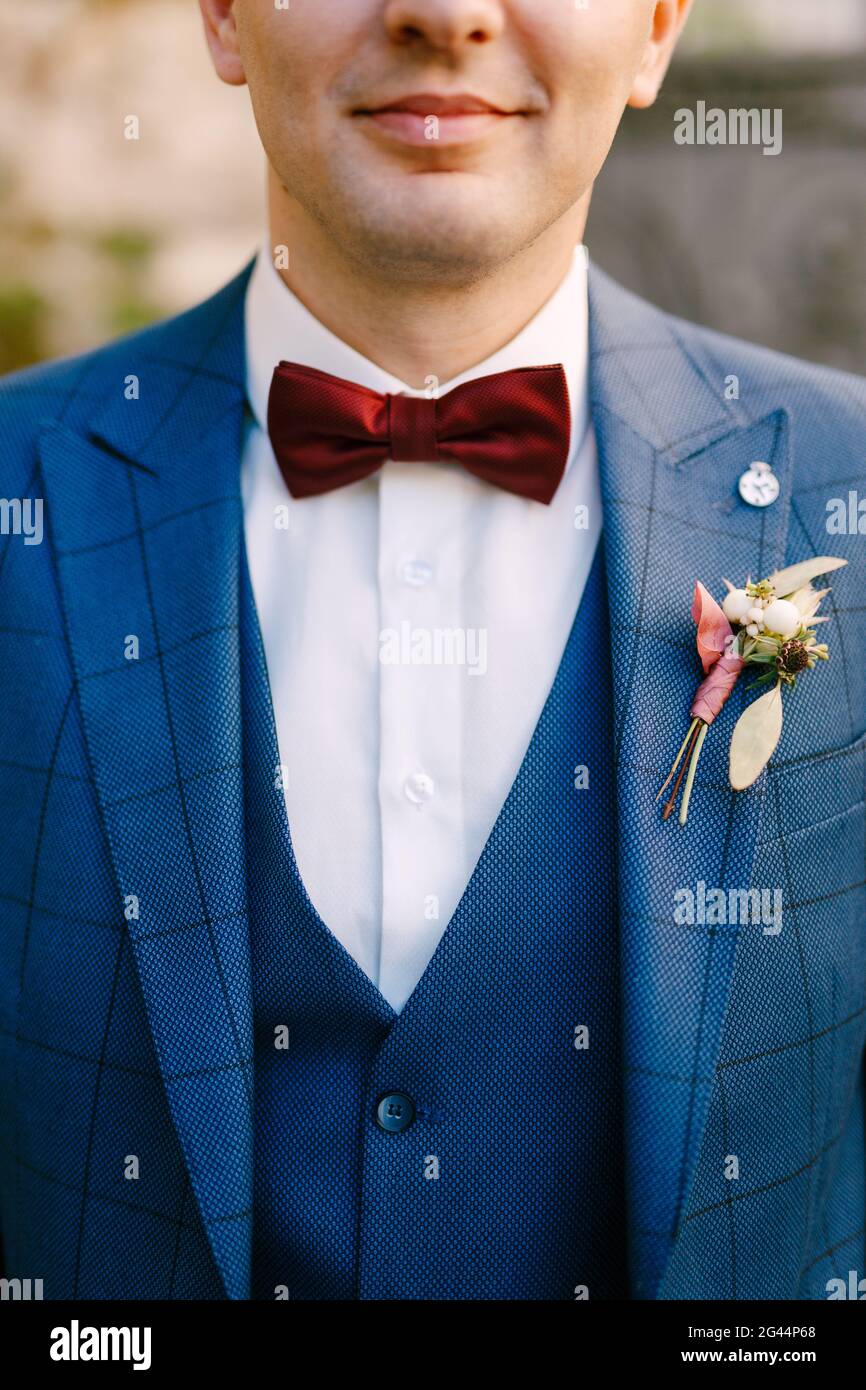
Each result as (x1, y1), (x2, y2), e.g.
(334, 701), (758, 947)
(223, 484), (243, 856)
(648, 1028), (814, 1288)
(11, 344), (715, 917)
(266, 180), (590, 389)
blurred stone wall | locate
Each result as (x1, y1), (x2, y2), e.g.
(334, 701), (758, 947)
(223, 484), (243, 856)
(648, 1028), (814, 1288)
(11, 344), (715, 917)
(589, 52), (866, 374)
(1, 0), (864, 376)
(0, 0), (262, 373)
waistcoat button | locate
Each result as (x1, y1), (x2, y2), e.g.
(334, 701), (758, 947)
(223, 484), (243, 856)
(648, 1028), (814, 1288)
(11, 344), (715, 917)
(375, 1092), (416, 1133)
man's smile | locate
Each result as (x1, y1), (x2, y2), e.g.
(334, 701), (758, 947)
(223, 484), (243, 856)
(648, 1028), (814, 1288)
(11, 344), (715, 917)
(352, 90), (530, 147)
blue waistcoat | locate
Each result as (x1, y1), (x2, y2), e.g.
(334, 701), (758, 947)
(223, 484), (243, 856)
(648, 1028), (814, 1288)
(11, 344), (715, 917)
(243, 540), (626, 1300)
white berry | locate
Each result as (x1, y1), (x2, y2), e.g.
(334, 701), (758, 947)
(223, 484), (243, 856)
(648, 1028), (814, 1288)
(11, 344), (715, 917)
(762, 599), (801, 638)
(722, 589), (752, 624)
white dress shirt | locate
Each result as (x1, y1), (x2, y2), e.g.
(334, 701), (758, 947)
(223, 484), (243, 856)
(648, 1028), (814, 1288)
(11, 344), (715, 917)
(242, 242), (601, 1012)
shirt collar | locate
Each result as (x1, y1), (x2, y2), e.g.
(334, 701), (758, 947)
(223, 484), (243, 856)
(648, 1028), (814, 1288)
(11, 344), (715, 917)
(245, 237), (590, 467)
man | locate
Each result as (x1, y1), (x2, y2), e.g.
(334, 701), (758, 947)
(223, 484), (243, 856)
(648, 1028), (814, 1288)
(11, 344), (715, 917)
(0, 0), (863, 1301)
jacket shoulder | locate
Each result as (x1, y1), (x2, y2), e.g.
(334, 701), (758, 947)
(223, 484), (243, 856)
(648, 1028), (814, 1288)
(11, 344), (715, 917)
(668, 312), (866, 483)
(666, 310), (866, 418)
(592, 265), (866, 413)
(589, 266), (866, 481)
(0, 263), (252, 483)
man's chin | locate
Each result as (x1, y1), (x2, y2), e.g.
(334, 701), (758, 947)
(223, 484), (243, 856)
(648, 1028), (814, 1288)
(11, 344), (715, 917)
(332, 172), (527, 282)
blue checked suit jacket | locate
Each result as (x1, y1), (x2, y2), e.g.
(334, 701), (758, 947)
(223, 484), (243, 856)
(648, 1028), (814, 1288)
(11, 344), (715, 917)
(0, 260), (864, 1300)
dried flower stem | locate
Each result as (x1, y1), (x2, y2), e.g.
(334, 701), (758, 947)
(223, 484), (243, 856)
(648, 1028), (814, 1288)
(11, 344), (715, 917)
(679, 721), (709, 825)
(656, 716), (700, 804)
(660, 719), (703, 821)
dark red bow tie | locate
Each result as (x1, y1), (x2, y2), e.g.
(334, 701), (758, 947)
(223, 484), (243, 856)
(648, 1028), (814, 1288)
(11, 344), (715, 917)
(267, 361), (571, 504)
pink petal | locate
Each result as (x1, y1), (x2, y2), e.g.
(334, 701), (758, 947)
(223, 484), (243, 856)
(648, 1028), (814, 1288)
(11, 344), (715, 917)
(692, 580), (735, 675)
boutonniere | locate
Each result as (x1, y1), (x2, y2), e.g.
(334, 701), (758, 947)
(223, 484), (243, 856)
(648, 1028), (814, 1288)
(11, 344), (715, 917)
(658, 556), (848, 825)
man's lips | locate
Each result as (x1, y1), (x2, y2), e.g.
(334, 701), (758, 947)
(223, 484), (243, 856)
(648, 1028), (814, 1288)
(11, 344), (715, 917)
(354, 92), (525, 148)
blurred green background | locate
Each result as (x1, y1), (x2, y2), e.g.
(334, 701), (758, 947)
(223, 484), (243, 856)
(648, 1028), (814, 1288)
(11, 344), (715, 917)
(1, 0), (864, 374)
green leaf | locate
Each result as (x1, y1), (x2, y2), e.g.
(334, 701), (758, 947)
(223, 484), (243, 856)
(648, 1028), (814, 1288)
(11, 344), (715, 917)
(729, 682), (783, 790)
(766, 557), (847, 598)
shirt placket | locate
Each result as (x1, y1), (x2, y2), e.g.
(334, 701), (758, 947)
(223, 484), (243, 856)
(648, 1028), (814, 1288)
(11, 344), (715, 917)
(376, 462), (467, 1010)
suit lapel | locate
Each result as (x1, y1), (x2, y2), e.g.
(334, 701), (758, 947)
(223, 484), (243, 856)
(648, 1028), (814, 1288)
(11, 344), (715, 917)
(588, 266), (795, 1297)
(38, 267), (255, 1299)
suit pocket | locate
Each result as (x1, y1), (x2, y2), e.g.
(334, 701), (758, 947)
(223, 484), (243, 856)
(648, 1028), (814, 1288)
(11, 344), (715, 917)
(754, 730), (865, 955)
(766, 728), (866, 842)
(751, 755), (865, 1072)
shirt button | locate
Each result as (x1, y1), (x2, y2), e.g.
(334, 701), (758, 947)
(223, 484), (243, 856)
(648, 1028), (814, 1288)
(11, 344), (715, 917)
(404, 771), (435, 805)
(399, 557), (434, 588)
(376, 1092), (416, 1133)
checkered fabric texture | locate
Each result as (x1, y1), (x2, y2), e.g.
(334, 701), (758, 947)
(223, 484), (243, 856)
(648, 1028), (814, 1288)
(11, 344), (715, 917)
(0, 259), (863, 1299)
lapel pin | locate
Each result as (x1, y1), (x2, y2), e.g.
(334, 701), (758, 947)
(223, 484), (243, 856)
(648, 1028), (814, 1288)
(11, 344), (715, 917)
(739, 461), (780, 508)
